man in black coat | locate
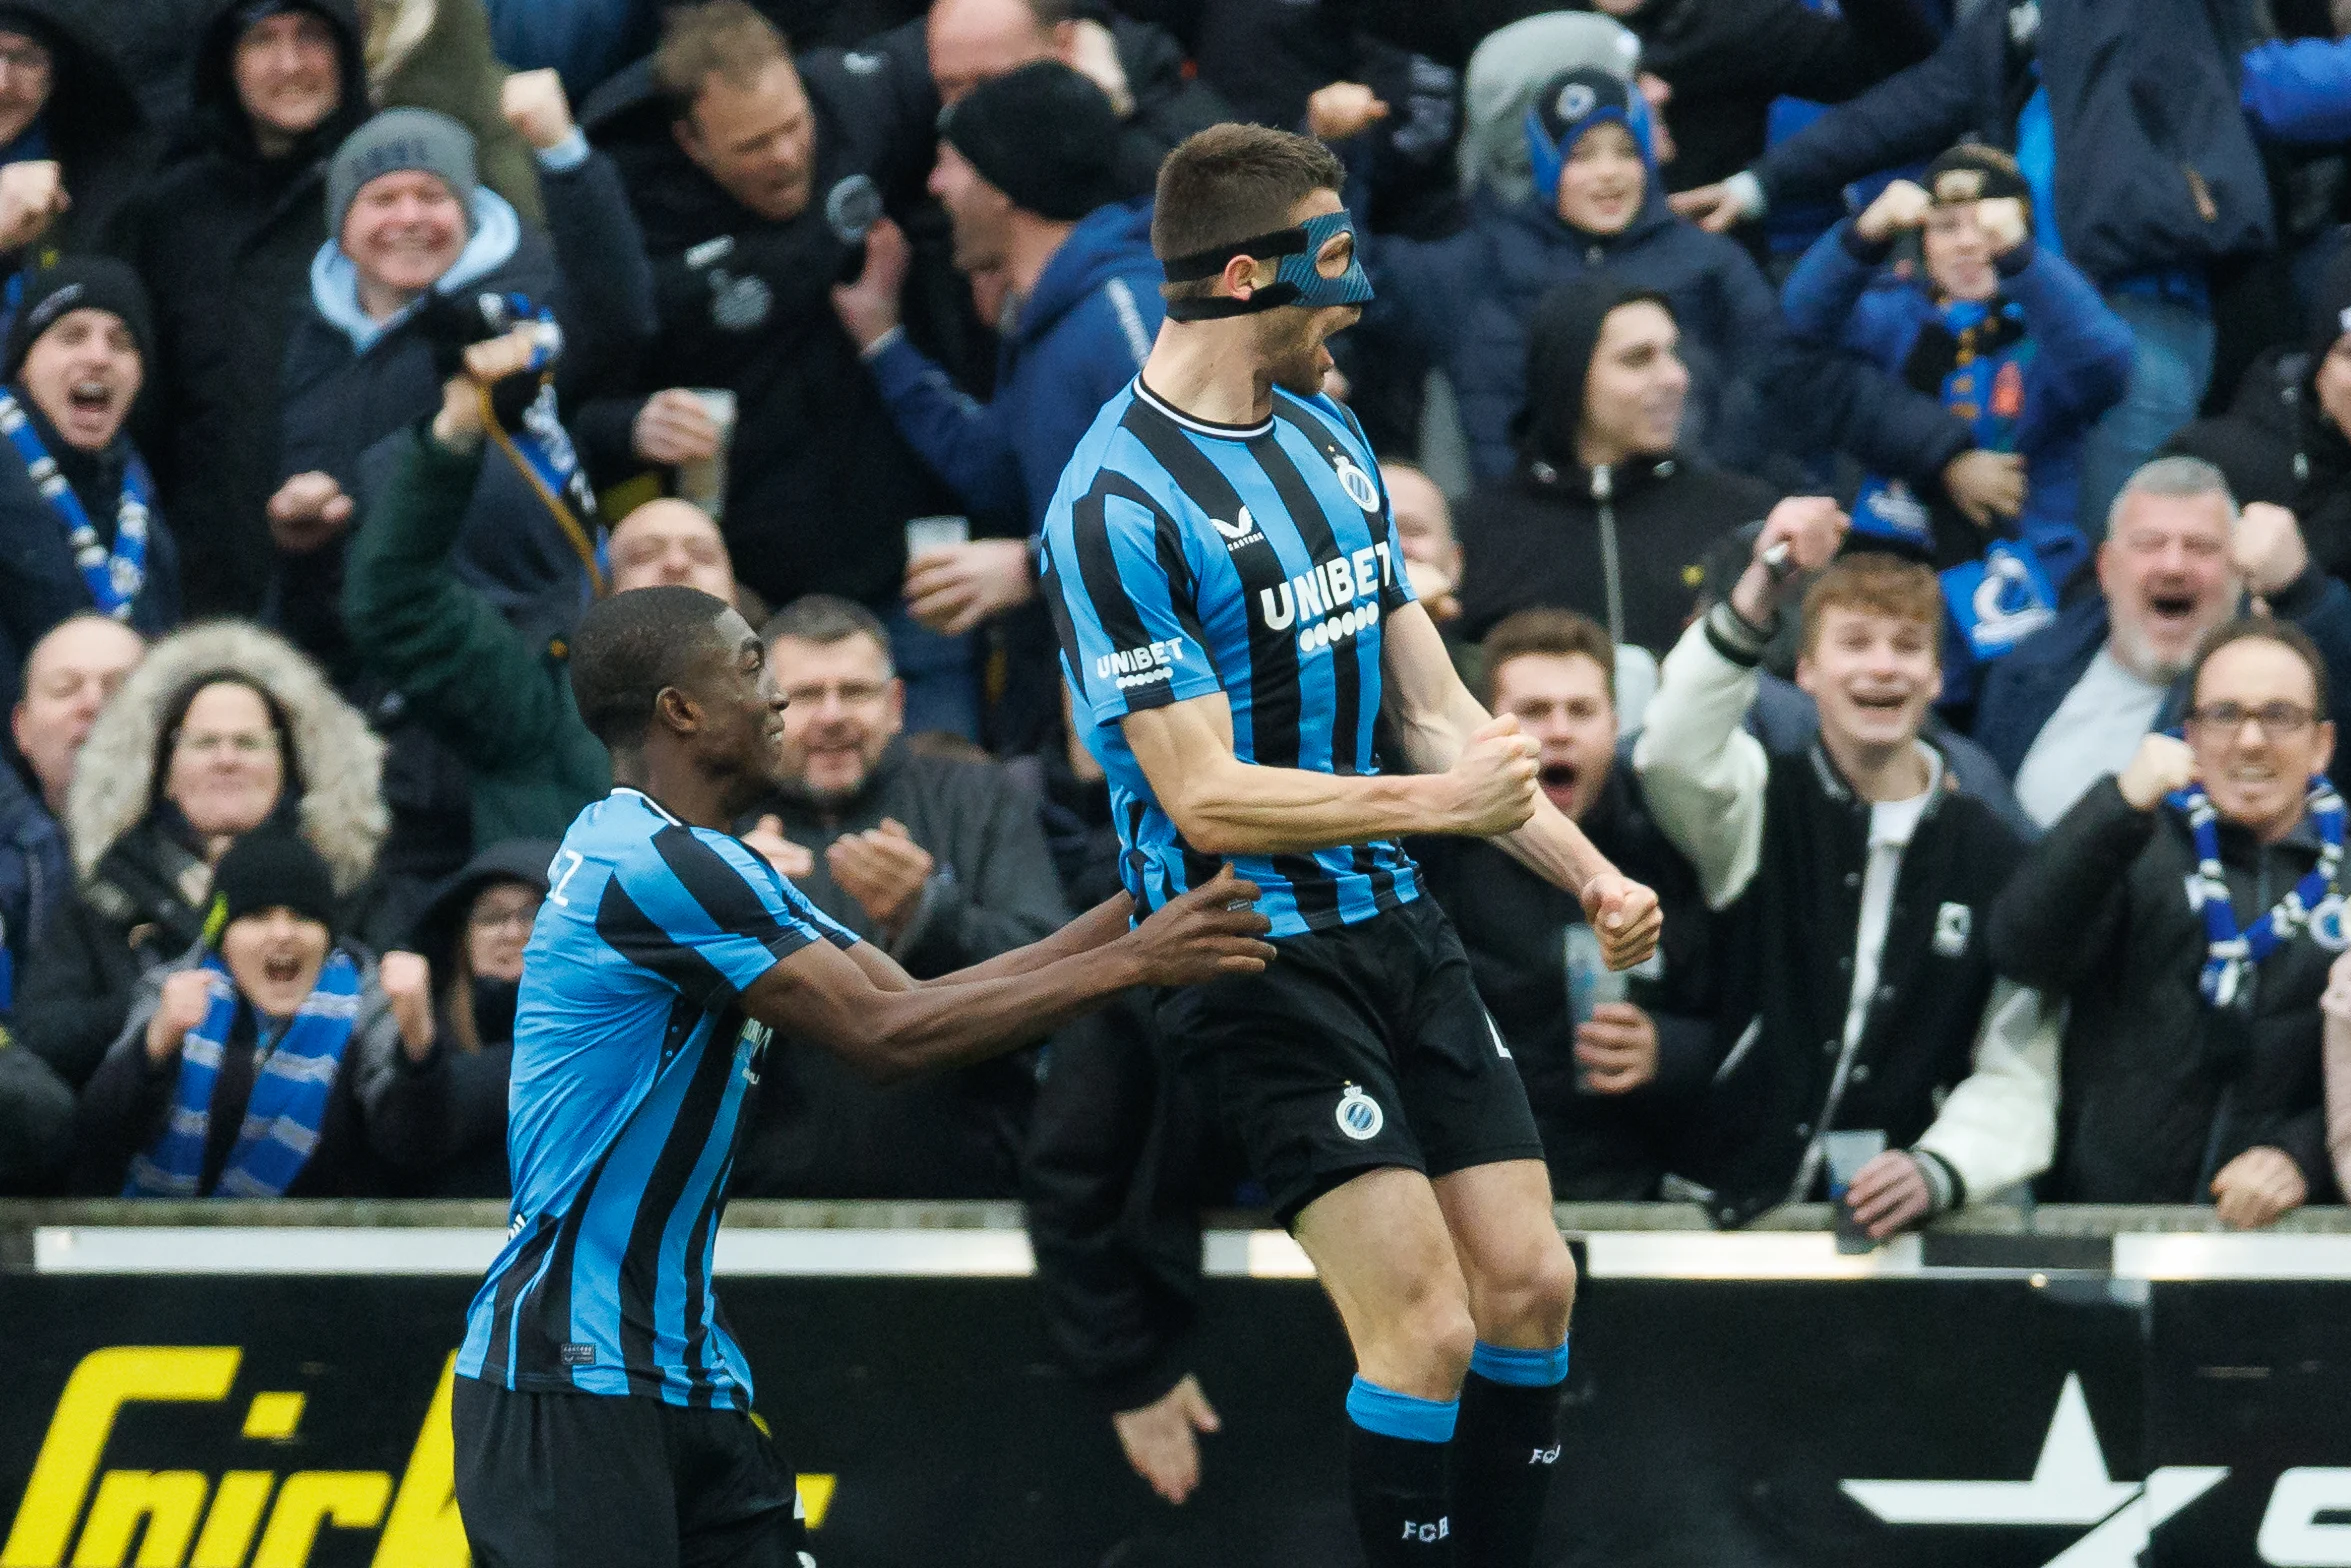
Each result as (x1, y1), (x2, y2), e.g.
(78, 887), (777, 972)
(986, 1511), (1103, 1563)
(0, 262), (180, 720)
(1992, 616), (2345, 1225)
(1635, 509), (2061, 1231)
(728, 594), (1070, 1198)
(1456, 277), (1775, 654)
(1414, 607), (1716, 1200)
(114, 0), (369, 619)
(0, 0), (151, 282)
(578, 0), (961, 621)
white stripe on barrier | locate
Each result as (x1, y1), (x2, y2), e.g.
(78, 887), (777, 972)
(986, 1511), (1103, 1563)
(2112, 1231), (2351, 1280)
(1581, 1232), (1925, 1279)
(31, 1227), (2351, 1280)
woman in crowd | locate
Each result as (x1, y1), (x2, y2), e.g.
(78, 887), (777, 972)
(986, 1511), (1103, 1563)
(17, 621), (384, 1090)
(393, 838), (551, 1195)
(74, 829), (451, 1197)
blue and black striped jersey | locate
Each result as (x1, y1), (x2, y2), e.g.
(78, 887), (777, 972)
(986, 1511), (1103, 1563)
(458, 789), (859, 1407)
(1041, 379), (1423, 938)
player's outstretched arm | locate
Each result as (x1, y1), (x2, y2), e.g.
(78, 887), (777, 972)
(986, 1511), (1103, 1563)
(1121, 689), (1537, 855)
(1380, 601), (1663, 970)
(740, 868), (1274, 1083)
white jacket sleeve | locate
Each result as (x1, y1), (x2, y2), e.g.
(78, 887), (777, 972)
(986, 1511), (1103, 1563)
(1913, 979), (2062, 1205)
(1630, 607), (1772, 910)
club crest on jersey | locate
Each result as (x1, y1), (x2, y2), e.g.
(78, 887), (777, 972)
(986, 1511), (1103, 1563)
(1331, 451), (1381, 512)
(1336, 1083), (1384, 1141)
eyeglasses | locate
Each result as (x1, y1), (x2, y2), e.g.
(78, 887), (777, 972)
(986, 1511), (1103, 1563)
(0, 42), (51, 76)
(469, 901), (542, 934)
(781, 681), (890, 708)
(2186, 702), (2319, 738)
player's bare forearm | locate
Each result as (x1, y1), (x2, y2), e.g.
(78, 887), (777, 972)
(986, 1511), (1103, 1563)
(931, 894), (1141, 984)
(746, 872), (1271, 1080)
(1494, 799), (1616, 896)
(1123, 696), (1463, 854)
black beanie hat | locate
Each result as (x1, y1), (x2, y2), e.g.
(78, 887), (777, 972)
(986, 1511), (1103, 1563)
(1923, 144), (2033, 216)
(4, 258), (156, 381)
(211, 830), (338, 935)
(937, 60), (1122, 223)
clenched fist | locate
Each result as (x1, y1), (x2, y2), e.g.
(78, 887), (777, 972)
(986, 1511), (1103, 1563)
(1444, 716), (1541, 838)
(1580, 871), (1661, 972)
(147, 970), (218, 1065)
(2117, 732), (2198, 811)
(378, 951), (437, 1062)
(501, 69), (577, 152)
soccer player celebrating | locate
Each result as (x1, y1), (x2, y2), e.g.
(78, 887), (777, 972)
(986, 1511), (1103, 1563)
(1041, 124), (1663, 1567)
(445, 327), (1277, 1568)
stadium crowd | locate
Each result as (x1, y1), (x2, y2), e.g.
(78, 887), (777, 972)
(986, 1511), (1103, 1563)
(5, 0), (2351, 1502)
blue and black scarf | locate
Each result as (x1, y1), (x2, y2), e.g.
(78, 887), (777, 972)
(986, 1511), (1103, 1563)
(122, 951), (363, 1198)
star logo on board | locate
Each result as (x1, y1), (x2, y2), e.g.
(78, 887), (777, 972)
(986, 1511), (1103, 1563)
(1841, 1374), (2228, 1566)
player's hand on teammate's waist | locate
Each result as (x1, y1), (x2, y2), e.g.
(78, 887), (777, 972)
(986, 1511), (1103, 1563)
(1124, 866), (1276, 984)
(1580, 871), (1662, 971)
(1443, 715), (1542, 837)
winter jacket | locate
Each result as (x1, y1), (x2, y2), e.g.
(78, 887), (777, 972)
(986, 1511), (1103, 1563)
(485, 0), (653, 104)
(0, 761), (66, 1010)
(1633, 602), (2062, 1224)
(1625, 0), (1943, 192)
(1750, 0), (2273, 286)
(0, 1033), (72, 1193)
(0, 400), (182, 718)
(1992, 777), (2343, 1205)
(1971, 567), (2351, 786)
(867, 199), (1163, 531)
(729, 739), (1069, 1199)
(1413, 758), (1719, 1200)
(342, 428), (611, 861)
(1368, 178), (1781, 482)
(580, 48), (963, 610)
(112, 0), (371, 619)
(0, 0), (152, 279)
(2241, 36), (2351, 145)
(1455, 276), (1777, 649)
(276, 151), (656, 668)
(16, 622), (385, 1088)
(2163, 345), (2307, 515)
(1781, 220), (2132, 595)
(73, 947), (456, 1197)
(385, 836), (555, 1197)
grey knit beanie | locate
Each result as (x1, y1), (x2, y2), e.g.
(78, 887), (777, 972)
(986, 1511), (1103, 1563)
(326, 108), (478, 242)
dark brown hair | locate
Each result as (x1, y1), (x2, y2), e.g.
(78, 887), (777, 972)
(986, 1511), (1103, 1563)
(2188, 615), (2332, 724)
(654, 0), (789, 118)
(1152, 124), (1345, 303)
(1798, 553), (1943, 659)
(1478, 608), (1616, 707)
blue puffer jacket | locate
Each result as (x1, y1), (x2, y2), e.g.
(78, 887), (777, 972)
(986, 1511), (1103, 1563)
(1753, 0), (2272, 286)
(1781, 219), (2133, 592)
(867, 198), (1163, 532)
(1367, 179), (1778, 482)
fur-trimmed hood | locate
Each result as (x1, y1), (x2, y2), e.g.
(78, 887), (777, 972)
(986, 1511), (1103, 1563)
(67, 622), (387, 893)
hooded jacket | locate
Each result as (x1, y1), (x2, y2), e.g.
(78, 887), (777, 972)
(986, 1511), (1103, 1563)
(1456, 278), (1776, 651)
(16, 621), (385, 1088)
(114, 0), (371, 620)
(0, 0), (151, 271)
(729, 737), (1069, 1200)
(275, 138), (656, 669)
(387, 835), (554, 1197)
(1369, 173), (1781, 482)
(0, 399), (181, 720)
(1750, 0), (2274, 287)
(866, 198), (1163, 531)
(1780, 218), (2133, 594)
(1992, 777), (2343, 1205)
(579, 48), (962, 610)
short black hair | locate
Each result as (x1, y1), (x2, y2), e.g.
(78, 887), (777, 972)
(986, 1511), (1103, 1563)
(2189, 614), (2333, 723)
(569, 586), (738, 751)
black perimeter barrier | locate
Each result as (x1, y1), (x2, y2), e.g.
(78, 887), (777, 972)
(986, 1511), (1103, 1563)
(3, 1201), (2349, 1568)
